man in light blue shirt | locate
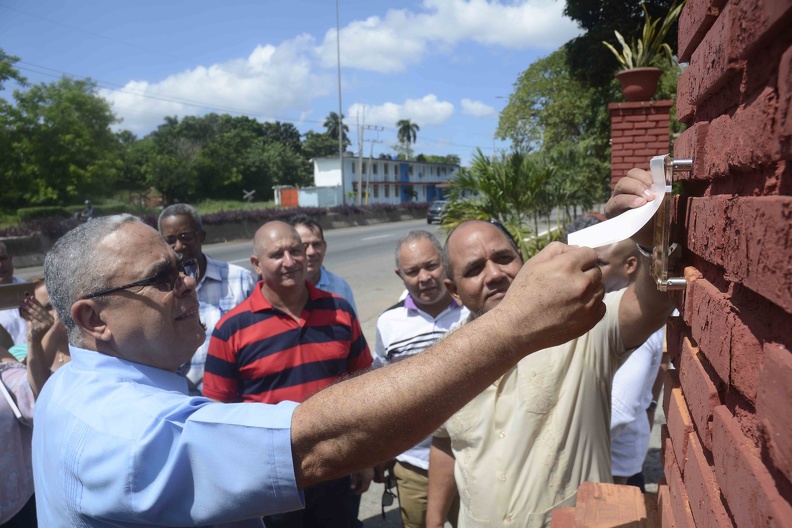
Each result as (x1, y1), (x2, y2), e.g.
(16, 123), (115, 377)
(32, 204), (617, 527)
(290, 215), (357, 314)
(159, 204), (256, 392)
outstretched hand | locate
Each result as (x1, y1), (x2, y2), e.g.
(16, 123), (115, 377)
(20, 295), (54, 342)
(493, 242), (606, 352)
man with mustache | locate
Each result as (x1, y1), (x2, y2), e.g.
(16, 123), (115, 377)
(426, 168), (674, 528)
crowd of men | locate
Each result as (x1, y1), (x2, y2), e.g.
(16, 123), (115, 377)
(0, 168), (674, 528)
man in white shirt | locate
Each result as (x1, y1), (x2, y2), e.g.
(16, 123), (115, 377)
(374, 231), (467, 527)
(595, 238), (664, 489)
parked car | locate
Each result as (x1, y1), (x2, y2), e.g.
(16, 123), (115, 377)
(426, 200), (449, 224)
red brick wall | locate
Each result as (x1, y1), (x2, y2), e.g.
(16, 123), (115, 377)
(663, 0), (792, 526)
(609, 100), (673, 189)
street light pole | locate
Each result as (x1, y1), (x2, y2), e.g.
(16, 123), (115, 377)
(336, 0), (346, 206)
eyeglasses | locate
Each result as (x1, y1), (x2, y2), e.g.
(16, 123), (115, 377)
(381, 472), (397, 520)
(80, 258), (198, 300)
(163, 231), (200, 245)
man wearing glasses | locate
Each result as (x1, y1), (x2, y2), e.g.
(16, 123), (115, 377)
(31, 210), (613, 526)
(158, 204), (255, 392)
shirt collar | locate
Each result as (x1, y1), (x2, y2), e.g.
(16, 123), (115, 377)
(249, 280), (321, 312)
(68, 345), (190, 394)
(201, 254), (223, 283)
(316, 267), (330, 289)
(404, 293), (460, 313)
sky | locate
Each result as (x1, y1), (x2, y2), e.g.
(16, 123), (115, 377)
(0, 0), (582, 165)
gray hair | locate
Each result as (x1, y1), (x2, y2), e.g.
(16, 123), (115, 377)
(394, 230), (443, 270)
(158, 203), (203, 232)
(45, 214), (140, 346)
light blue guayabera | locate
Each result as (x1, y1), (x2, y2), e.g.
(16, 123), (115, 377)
(32, 345), (303, 527)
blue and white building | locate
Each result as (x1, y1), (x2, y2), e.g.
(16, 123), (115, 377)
(306, 154), (460, 206)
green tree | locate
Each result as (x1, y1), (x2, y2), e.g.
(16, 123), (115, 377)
(496, 48), (607, 152)
(563, 0), (679, 88)
(302, 130), (341, 160)
(0, 49), (26, 91)
(396, 119), (420, 159)
(0, 77), (120, 208)
(323, 112), (349, 146)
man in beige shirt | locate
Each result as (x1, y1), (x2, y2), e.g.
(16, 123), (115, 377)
(426, 169), (674, 528)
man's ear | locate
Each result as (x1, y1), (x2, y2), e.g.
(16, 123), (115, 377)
(625, 255), (639, 278)
(198, 229), (207, 245)
(444, 277), (462, 305)
(250, 255), (262, 276)
(70, 300), (112, 342)
(394, 268), (402, 280)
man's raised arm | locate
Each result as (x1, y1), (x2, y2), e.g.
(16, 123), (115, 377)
(290, 242), (606, 488)
(608, 168), (676, 349)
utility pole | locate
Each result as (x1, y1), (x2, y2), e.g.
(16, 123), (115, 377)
(356, 112), (364, 206)
(335, 0), (345, 206)
(364, 128), (384, 205)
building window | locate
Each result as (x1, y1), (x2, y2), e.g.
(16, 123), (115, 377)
(351, 163), (355, 174)
(409, 166), (413, 175)
(384, 163), (389, 175)
(373, 163), (378, 175)
(373, 184), (379, 198)
(362, 162), (367, 174)
(384, 184), (390, 198)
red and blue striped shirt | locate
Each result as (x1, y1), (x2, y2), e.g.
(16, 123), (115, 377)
(203, 281), (372, 404)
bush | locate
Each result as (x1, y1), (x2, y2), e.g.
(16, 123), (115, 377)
(17, 206), (70, 222)
(0, 201), (430, 239)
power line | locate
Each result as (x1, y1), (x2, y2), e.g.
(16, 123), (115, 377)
(0, 3), (189, 64)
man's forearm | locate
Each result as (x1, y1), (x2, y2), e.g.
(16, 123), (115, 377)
(291, 242), (606, 488)
(291, 313), (524, 488)
(426, 437), (458, 528)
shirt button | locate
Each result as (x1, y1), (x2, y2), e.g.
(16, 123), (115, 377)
(499, 431), (506, 438)
(505, 514), (513, 523)
(499, 473), (507, 482)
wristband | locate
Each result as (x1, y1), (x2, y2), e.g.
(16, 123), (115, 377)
(647, 400), (658, 412)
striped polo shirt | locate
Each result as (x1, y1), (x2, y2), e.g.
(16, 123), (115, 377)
(203, 281), (372, 404)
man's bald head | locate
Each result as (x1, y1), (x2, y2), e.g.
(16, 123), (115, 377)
(595, 239), (640, 293)
(253, 221), (302, 257)
(251, 221), (306, 292)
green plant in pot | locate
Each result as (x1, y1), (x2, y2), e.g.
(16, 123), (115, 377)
(603, 1), (685, 101)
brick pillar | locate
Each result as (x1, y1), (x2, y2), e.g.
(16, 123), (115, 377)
(609, 100), (673, 189)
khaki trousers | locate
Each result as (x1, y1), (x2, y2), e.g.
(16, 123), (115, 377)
(393, 460), (459, 528)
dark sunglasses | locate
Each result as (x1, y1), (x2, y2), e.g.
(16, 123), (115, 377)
(163, 231), (200, 245)
(381, 472), (397, 520)
(80, 258), (198, 300)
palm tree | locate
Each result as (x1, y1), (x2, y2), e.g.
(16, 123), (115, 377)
(444, 148), (556, 256)
(323, 112), (349, 145)
(396, 119), (420, 159)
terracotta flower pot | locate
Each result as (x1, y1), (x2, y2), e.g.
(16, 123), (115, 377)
(615, 67), (664, 101)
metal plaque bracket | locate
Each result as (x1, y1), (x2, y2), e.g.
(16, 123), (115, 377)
(650, 155), (692, 291)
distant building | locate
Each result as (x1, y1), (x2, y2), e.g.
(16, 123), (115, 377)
(309, 154), (460, 206)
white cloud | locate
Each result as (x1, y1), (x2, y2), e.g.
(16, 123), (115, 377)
(348, 95), (455, 128)
(461, 98), (496, 118)
(316, 0), (581, 73)
(102, 35), (333, 133)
